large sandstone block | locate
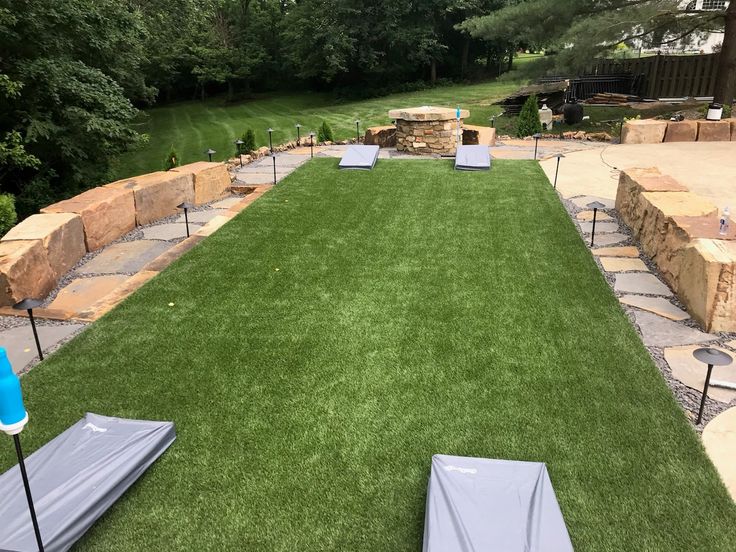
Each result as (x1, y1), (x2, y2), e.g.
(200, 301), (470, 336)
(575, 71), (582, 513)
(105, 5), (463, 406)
(1, 213), (85, 278)
(364, 126), (396, 147)
(462, 125), (496, 146)
(106, 171), (194, 225)
(677, 239), (736, 332)
(41, 186), (135, 251)
(620, 119), (667, 144)
(729, 118), (736, 141)
(171, 162), (230, 205)
(697, 120), (731, 142)
(0, 240), (56, 306)
(664, 120), (698, 142)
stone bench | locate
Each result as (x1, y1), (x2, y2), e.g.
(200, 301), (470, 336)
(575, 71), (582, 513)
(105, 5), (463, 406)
(624, 118), (735, 144)
(171, 162), (230, 205)
(106, 170), (195, 226)
(616, 167), (736, 332)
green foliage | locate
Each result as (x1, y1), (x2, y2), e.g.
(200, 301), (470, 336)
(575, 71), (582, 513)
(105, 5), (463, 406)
(318, 121), (334, 143)
(241, 130), (256, 153)
(516, 94), (542, 138)
(0, 193), (17, 236)
(163, 146), (178, 171)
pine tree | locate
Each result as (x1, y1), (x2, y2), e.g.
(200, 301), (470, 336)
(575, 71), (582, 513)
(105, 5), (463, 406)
(241, 129), (256, 153)
(163, 146), (178, 170)
(318, 121), (334, 143)
(516, 94), (542, 138)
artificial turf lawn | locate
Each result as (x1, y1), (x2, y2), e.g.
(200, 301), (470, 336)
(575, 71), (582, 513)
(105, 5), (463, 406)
(3, 159), (736, 550)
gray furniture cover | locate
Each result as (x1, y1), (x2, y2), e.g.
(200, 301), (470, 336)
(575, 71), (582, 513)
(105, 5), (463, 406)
(422, 455), (573, 552)
(0, 413), (176, 552)
(455, 145), (491, 171)
(338, 145), (380, 170)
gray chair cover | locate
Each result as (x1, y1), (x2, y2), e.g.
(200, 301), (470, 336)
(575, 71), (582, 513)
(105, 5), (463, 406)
(339, 145), (380, 170)
(0, 413), (175, 552)
(422, 454), (573, 552)
(455, 145), (491, 171)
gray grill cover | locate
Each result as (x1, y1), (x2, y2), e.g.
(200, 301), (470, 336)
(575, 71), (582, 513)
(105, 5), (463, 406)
(455, 145), (491, 171)
(339, 145), (380, 170)
(422, 455), (573, 552)
(0, 413), (175, 552)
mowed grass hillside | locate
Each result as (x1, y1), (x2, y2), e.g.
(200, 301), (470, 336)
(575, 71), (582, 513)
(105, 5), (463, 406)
(4, 160), (736, 550)
(115, 80), (520, 178)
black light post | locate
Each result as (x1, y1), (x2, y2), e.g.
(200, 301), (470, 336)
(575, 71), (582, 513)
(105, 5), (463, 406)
(309, 131), (315, 159)
(234, 139), (244, 167)
(532, 133), (542, 160)
(552, 153), (565, 189)
(12, 298), (44, 361)
(355, 120), (360, 143)
(693, 348), (733, 425)
(13, 434), (44, 551)
(177, 202), (194, 237)
(296, 123), (302, 146)
(267, 128), (274, 153)
(587, 201), (606, 247)
(205, 148), (216, 162)
(272, 153), (277, 185)
(490, 116), (496, 129)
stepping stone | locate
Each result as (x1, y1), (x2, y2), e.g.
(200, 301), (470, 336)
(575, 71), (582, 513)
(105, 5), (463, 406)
(599, 257), (648, 272)
(592, 246), (639, 258)
(619, 295), (689, 321)
(210, 197), (244, 209)
(174, 209), (227, 224)
(77, 241), (172, 275)
(143, 223), (201, 241)
(571, 195), (615, 210)
(576, 210), (612, 222)
(48, 275), (129, 313)
(579, 221), (619, 234)
(614, 273), (672, 296)
(0, 324), (85, 373)
(635, 311), (713, 348)
(664, 346), (736, 403)
(590, 233), (628, 247)
(702, 407), (736, 502)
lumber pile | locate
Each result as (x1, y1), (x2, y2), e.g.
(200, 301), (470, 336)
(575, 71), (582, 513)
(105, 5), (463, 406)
(494, 80), (569, 115)
(584, 92), (639, 105)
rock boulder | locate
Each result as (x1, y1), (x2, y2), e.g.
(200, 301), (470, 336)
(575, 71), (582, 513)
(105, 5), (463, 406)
(171, 162), (230, 204)
(620, 119), (667, 144)
(664, 120), (698, 142)
(364, 126), (396, 148)
(0, 240), (56, 306)
(697, 120), (731, 142)
(462, 125), (496, 146)
(106, 171), (195, 226)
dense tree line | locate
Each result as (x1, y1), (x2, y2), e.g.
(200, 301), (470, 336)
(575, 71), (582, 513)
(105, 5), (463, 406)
(1, 0), (733, 220)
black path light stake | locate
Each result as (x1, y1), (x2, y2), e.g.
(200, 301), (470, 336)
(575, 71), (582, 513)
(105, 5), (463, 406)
(12, 298), (44, 361)
(267, 128), (274, 153)
(693, 347), (733, 425)
(532, 133), (542, 160)
(552, 153), (565, 189)
(205, 148), (216, 162)
(295, 123), (302, 146)
(355, 120), (360, 143)
(587, 201), (606, 247)
(489, 116), (495, 128)
(272, 153), (277, 185)
(177, 202), (194, 237)
(309, 131), (316, 159)
(234, 139), (244, 167)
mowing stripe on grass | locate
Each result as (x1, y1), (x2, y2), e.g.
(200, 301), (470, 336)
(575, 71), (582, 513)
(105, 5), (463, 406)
(3, 159), (735, 551)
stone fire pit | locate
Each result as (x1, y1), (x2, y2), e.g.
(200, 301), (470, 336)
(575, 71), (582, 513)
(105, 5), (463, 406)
(388, 106), (469, 155)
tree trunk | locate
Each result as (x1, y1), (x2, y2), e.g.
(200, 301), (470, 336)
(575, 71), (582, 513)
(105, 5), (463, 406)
(460, 39), (470, 80)
(713, 2), (736, 107)
(430, 59), (437, 84)
(507, 48), (514, 73)
(227, 80), (234, 102)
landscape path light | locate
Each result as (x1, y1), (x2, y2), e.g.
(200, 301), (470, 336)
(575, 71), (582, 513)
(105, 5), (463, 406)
(586, 201), (606, 247)
(267, 128), (274, 153)
(489, 115), (495, 128)
(0, 348), (45, 551)
(12, 298), (44, 361)
(205, 148), (216, 162)
(272, 152), (277, 185)
(295, 123), (302, 146)
(234, 139), (244, 167)
(692, 347), (733, 425)
(552, 153), (565, 189)
(532, 133), (542, 160)
(177, 202), (194, 237)
(355, 120), (360, 143)
(309, 131), (316, 159)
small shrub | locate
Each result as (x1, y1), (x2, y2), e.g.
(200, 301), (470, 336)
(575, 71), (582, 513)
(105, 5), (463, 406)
(318, 121), (334, 143)
(241, 129), (256, 153)
(516, 94), (542, 138)
(163, 146), (178, 171)
(0, 193), (18, 237)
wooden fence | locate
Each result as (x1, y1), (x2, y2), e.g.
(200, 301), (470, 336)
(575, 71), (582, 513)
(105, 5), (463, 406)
(591, 53), (720, 99)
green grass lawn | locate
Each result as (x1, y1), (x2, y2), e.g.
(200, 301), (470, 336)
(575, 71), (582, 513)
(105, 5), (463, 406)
(4, 159), (736, 550)
(114, 80), (520, 178)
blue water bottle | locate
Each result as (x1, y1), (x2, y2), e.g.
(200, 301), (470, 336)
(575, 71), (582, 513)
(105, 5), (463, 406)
(0, 347), (28, 435)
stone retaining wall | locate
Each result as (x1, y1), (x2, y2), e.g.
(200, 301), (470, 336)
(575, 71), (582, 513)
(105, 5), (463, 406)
(0, 162), (230, 306)
(622, 118), (736, 144)
(616, 167), (736, 332)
